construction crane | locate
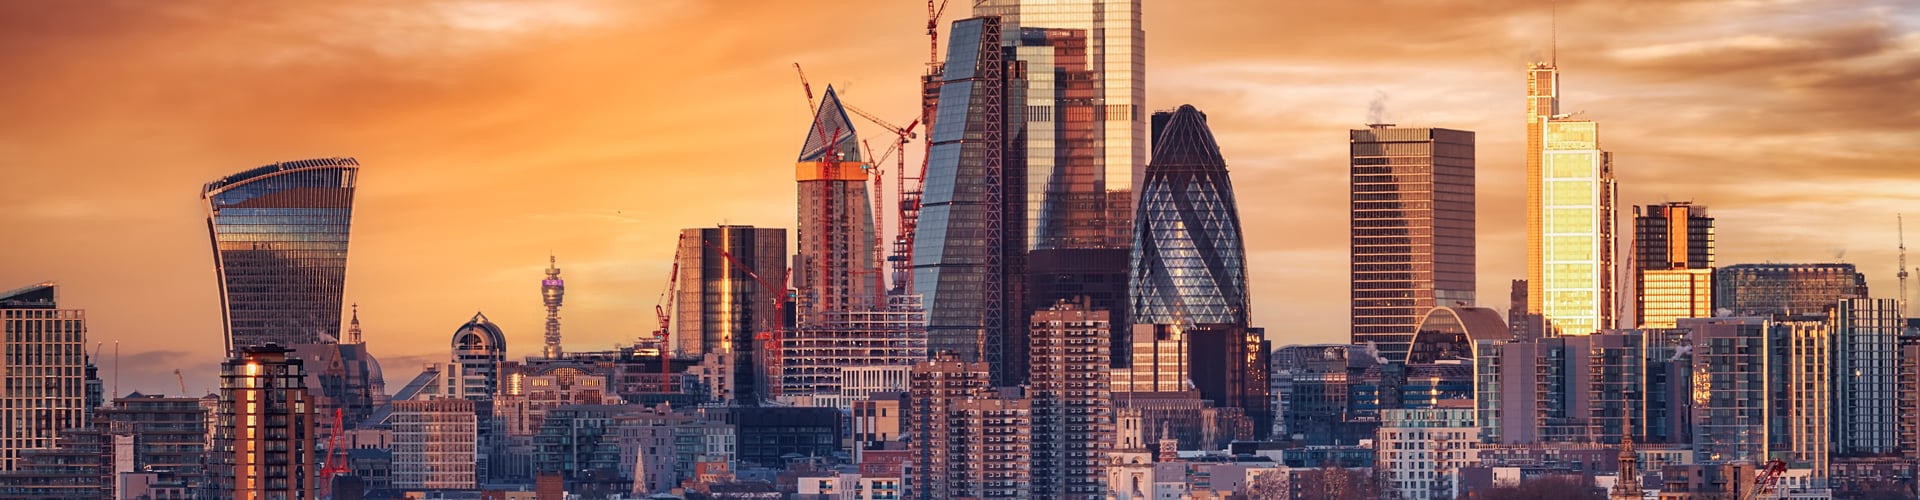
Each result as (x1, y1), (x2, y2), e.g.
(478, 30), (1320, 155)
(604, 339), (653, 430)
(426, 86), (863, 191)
(795, 62), (850, 317)
(652, 232), (687, 393)
(700, 239), (790, 402)
(319, 409), (350, 484)
(844, 101), (920, 299)
(1900, 214), (1909, 315)
(1740, 460), (1788, 500)
(898, 0), (952, 298)
(173, 369), (187, 395)
(793, 62), (817, 114)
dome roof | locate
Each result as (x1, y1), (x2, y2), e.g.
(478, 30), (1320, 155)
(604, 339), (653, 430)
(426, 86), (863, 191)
(453, 311), (506, 353)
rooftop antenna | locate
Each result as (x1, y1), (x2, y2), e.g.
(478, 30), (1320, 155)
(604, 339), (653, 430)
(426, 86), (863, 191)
(1551, 0), (1559, 66)
(1900, 214), (1909, 315)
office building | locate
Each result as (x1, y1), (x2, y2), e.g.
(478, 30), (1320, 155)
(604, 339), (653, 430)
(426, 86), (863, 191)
(0, 282), (87, 473)
(674, 225), (787, 403)
(1131, 104), (1248, 328)
(1902, 333), (1920, 460)
(1377, 405), (1479, 500)
(729, 407), (842, 468)
(211, 345), (316, 499)
(905, 355), (1033, 500)
(391, 399), (477, 490)
(1348, 125), (1476, 362)
(1833, 298), (1903, 456)
(1633, 202), (1714, 328)
(1026, 247), (1130, 374)
(531, 404), (624, 479)
(1111, 324), (1186, 394)
(795, 86), (882, 318)
(0, 428), (110, 500)
(1029, 301), (1113, 499)
(202, 157), (359, 355)
(542, 255), (565, 359)
(1011, 27), (1110, 251)
(1526, 63), (1617, 337)
(1715, 263), (1868, 316)
(446, 312), (506, 401)
(975, 0), (1146, 250)
(913, 16), (1030, 383)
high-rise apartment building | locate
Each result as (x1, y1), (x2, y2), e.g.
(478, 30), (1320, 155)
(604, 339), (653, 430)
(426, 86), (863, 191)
(447, 312), (506, 401)
(795, 86), (882, 318)
(1130, 105), (1248, 328)
(212, 345), (316, 499)
(0, 282), (87, 473)
(202, 157), (359, 355)
(541, 256), (565, 359)
(391, 399), (477, 490)
(97, 394), (212, 491)
(1684, 316), (1831, 476)
(1633, 203), (1715, 328)
(1526, 64), (1616, 337)
(1832, 298), (1903, 456)
(976, 0), (1145, 248)
(1348, 125), (1476, 361)
(674, 225), (787, 403)
(1377, 405), (1479, 500)
(1028, 301), (1113, 499)
(914, 16), (1029, 383)
(1715, 263), (1868, 316)
(905, 355), (1032, 500)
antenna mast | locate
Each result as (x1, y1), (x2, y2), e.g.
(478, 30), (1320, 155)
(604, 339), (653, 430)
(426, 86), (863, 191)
(1900, 214), (1909, 315)
(1550, 0), (1558, 66)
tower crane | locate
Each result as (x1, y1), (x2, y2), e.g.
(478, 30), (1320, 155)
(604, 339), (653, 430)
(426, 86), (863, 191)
(700, 239), (791, 402)
(898, 0), (953, 298)
(843, 101), (920, 299)
(173, 369), (187, 395)
(1740, 460), (1788, 500)
(652, 232), (687, 392)
(793, 62), (846, 317)
(1899, 214), (1909, 315)
(319, 409), (349, 484)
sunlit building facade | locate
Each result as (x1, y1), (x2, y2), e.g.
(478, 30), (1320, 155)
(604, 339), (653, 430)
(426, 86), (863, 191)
(1633, 202), (1714, 328)
(202, 157), (358, 355)
(212, 345), (316, 499)
(1129, 105), (1248, 328)
(1715, 263), (1867, 316)
(1028, 301), (1112, 499)
(1832, 298), (1904, 456)
(674, 225), (786, 402)
(1526, 64), (1616, 337)
(795, 86), (882, 318)
(976, 0), (1145, 248)
(1348, 126), (1476, 361)
(0, 282), (87, 473)
(391, 399), (477, 490)
(447, 312), (506, 402)
(1684, 316), (1831, 475)
(914, 16), (1029, 383)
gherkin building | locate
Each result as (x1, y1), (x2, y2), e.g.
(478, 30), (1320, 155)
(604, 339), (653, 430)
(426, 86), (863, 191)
(1129, 105), (1249, 327)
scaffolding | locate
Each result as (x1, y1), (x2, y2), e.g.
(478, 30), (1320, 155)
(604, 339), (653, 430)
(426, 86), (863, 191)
(779, 295), (928, 407)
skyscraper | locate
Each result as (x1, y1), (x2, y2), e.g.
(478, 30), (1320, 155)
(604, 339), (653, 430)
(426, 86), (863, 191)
(1633, 203), (1714, 328)
(391, 399), (478, 490)
(1715, 263), (1868, 316)
(795, 86), (882, 318)
(202, 157), (359, 355)
(541, 256), (564, 359)
(212, 345), (317, 499)
(1129, 104), (1269, 436)
(1832, 298), (1904, 456)
(914, 16), (1029, 383)
(975, 0), (1145, 248)
(1348, 125), (1476, 361)
(1526, 64), (1616, 337)
(673, 225), (787, 403)
(905, 355), (1032, 500)
(1028, 301), (1112, 499)
(1684, 316), (1831, 475)
(0, 282), (87, 472)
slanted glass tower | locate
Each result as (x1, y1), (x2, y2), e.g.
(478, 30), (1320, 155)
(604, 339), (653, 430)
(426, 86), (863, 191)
(202, 157), (359, 355)
(913, 16), (1029, 383)
(1129, 105), (1248, 327)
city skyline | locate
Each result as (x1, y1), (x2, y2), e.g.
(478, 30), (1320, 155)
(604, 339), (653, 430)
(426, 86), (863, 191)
(3, 0), (1918, 393)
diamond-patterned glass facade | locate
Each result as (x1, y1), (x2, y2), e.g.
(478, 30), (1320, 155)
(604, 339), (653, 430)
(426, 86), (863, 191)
(1129, 105), (1247, 327)
(202, 158), (358, 355)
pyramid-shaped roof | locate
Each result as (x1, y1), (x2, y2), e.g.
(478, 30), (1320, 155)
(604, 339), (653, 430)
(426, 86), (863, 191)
(797, 86), (864, 163)
(1148, 105), (1225, 171)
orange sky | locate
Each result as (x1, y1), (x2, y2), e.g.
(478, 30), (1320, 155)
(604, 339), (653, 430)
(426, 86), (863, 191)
(2, 0), (1916, 395)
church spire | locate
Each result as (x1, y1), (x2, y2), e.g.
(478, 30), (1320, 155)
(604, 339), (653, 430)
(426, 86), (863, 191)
(346, 303), (362, 344)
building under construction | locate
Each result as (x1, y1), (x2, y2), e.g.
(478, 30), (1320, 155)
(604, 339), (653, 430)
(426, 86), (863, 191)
(781, 296), (929, 408)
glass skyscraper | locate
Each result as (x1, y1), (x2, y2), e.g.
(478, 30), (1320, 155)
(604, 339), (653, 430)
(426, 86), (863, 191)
(1348, 125), (1476, 362)
(976, 0), (1145, 248)
(202, 157), (359, 355)
(913, 16), (1029, 383)
(1714, 263), (1867, 316)
(1526, 63), (1616, 336)
(1129, 105), (1247, 327)
(1832, 297), (1904, 456)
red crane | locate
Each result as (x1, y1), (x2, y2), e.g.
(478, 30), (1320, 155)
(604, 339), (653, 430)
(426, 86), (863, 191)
(897, 0), (951, 298)
(1741, 460), (1789, 500)
(794, 62), (845, 318)
(844, 102), (919, 301)
(318, 408), (349, 484)
(651, 232), (686, 392)
(700, 239), (790, 402)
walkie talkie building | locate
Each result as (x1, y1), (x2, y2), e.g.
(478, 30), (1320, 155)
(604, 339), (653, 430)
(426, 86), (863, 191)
(202, 157), (359, 355)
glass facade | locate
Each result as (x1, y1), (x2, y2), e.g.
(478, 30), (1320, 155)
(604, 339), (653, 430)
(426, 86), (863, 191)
(1015, 28), (1111, 251)
(1349, 126), (1476, 361)
(913, 16), (1028, 383)
(202, 157), (358, 355)
(1634, 203), (1714, 328)
(976, 0), (1145, 249)
(1714, 263), (1868, 316)
(1833, 298), (1904, 456)
(1526, 64), (1618, 337)
(1129, 105), (1247, 327)
(795, 87), (880, 320)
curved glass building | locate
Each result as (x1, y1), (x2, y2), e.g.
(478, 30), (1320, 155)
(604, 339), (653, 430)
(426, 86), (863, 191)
(202, 157), (359, 355)
(1129, 105), (1248, 327)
